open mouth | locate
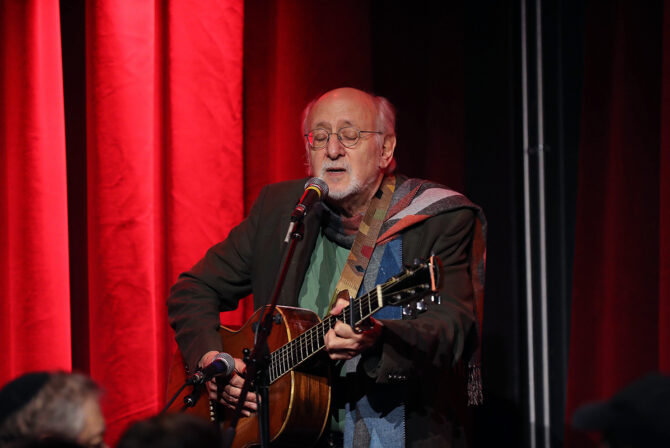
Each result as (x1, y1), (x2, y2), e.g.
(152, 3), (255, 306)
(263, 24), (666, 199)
(325, 167), (346, 173)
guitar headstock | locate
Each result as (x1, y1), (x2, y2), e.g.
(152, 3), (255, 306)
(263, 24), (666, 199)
(382, 255), (442, 307)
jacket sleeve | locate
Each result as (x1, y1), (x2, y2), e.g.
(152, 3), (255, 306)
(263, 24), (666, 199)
(167, 187), (268, 371)
(361, 208), (478, 383)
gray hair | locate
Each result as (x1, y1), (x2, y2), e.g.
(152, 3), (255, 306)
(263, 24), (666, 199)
(0, 372), (101, 444)
(301, 91), (397, 174)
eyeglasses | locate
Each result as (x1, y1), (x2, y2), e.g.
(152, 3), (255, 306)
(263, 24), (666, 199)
(304, 127), (383, 149)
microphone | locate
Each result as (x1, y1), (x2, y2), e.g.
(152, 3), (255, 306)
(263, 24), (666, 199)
(291, 177), (329, 222)
(187, 352), (235, 385)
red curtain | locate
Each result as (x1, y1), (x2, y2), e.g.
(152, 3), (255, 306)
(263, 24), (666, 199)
(0, 0), (72, 376)
(565, 1), (669, 445)
(2, 0), (243, 444)
(86, 1), (243, 442)
(243, 0), (374, 211)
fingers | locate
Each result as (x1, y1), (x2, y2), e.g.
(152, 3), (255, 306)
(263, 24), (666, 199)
(198, 350), (222, 369)
(323, 319), (382, 361)
(221, 375), (258, 417)
(329, 297), (350, 316)
(206, 374), (259, 417)
(205, 357), (258, 417)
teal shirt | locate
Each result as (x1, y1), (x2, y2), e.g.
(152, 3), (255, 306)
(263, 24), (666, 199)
(297, 230), (350, 433)
(298, 230), (350, 316)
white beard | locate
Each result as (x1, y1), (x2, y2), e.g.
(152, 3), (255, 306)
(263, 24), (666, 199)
(318, 161), (360, 200)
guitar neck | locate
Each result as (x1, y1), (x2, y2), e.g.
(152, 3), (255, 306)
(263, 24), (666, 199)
(268, 285), (385, 384)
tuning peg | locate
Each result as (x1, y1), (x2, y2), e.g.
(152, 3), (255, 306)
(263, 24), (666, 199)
(429, 293), (441, 305)
(416, 298), (427, 313)
(402, 304), (416, 318)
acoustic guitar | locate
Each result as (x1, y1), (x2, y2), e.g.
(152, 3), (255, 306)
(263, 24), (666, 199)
(165, 256), (440, 447)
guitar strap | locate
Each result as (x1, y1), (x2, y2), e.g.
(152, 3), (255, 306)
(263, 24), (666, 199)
(327, 175), (396, 312)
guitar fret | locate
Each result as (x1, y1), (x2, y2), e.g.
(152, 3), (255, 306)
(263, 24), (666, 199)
(307, 329), (312, 355)
(305, 329), (311, 356)
(281, 345), (288, 376)
(302, 329), (309, 358)
(298, 333), (304, 360)
(287, 345), (293, 370)
(308, 329), (313, 353)
(285, 344), (291, 372)
(290, 345), (295, 368)
(368, 294), (374, 315)
(273, 354), (278, 381)
(275, 347), (281, 378)
(296, 338), (301, 362)
(308, 327), (313, 353)
(316, 324), (323, 350)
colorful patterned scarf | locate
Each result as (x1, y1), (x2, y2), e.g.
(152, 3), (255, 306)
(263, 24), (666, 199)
(322, 175), (487, 407)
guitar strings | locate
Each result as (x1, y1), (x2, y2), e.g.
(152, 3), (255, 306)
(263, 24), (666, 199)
(268, 269), (426, 383)
(268, 267), (426, 384)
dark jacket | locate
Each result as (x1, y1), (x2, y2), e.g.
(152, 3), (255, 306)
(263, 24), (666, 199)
(168, 177), (479, 447)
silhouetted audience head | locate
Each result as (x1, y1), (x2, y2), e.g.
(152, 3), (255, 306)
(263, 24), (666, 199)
(572, 372), (670, 447)
(0, 371), (105, 448)
(8, 438), (86, 448)
(116, 413), (220, 448)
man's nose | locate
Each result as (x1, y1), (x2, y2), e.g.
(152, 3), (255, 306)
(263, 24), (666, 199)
(325, 134), (346, 158)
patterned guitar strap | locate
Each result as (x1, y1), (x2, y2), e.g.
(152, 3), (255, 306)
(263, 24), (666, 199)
(326, 175), (396, 312)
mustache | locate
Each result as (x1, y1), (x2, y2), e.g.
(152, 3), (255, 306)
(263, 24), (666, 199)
(319, 161), (349, 175)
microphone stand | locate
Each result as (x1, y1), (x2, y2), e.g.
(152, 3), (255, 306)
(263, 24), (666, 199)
(222, 218), (306, 448)
(160, 371), (207, 414)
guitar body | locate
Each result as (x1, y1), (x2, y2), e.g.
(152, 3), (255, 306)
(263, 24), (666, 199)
(166, 306), (331, 448)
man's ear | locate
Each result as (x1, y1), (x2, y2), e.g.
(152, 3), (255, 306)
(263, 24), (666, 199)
(379, 134), (396, 169)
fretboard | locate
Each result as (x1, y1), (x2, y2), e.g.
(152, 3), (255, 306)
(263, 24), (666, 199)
(268, 285), (385, 384)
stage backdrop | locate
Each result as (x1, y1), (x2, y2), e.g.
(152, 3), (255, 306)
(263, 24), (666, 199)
(2, 0), (244, 443)
(2, 1), (669, 447)
(1, 0), (72, 378)
(565, 1), (670, 446)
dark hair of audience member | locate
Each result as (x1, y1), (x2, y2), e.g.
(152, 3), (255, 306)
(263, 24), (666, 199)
(116, 413), (220, 448)
(7, 437), (86, 448)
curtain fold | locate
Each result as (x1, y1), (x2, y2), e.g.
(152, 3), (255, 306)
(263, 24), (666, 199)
(565, 1), (668, 445)
(165, 0), (244, 327)
(0, 0), (72, 383)
(85, 1), (243, 443)
(86, 1), (163, 440)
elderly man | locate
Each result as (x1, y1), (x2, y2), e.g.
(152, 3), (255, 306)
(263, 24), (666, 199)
(167, 87), (485, 447)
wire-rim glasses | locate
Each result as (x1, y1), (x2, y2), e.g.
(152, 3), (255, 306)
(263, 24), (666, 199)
(304, 126), (383, 149)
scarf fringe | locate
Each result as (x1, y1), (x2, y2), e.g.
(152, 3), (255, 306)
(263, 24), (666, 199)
(467, 360), (483, 406)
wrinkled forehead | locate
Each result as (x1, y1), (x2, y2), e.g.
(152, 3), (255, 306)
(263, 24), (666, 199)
(307, 90), (377, 130)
